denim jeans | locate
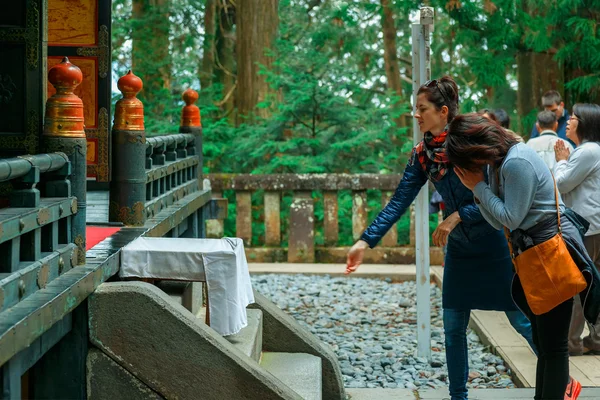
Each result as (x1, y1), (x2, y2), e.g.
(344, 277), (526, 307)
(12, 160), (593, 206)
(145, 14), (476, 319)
(443, 309), (535, 400)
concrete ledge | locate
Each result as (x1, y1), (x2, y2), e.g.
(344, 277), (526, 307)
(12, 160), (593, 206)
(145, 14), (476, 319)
(249, 290), (346, 400)
(249, 263), (443, 282)
(88, 281), (302, 400)
(244, 247), (444, 265)
(87, 348), (163, 400)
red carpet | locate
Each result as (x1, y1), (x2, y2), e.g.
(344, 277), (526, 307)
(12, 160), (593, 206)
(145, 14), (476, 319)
(86, 226), (122, 250)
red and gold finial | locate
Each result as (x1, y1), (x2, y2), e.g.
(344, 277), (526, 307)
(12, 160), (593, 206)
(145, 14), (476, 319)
(43, 57), (85, 138)
(180, 88), (201, 127)
(113, 70), (144, 131)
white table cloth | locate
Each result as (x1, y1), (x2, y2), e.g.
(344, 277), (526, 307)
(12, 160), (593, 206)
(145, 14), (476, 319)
(121, 237), (255, 336)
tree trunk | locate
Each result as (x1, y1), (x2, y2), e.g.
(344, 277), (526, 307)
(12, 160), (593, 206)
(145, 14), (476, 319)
(200, 0), (217, 92)
(516, 1), (563, 138)
(132, 0), (172, 116)
(381, 0), (406, 130)
(215, 0), (236, 120)
(516, 51), (563, 136)
(235, 0), (279, 124)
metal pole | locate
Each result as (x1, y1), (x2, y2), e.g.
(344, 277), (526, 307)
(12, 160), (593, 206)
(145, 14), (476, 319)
(412, 6), (434, 360)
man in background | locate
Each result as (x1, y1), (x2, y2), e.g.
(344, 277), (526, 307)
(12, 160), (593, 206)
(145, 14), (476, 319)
(526, 110), (574, 170)
(494, 108), (524, 142)
(530, 90), (575, 146)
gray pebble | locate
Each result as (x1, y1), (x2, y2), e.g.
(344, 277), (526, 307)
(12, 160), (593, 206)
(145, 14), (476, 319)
(251, 274), (513, 390)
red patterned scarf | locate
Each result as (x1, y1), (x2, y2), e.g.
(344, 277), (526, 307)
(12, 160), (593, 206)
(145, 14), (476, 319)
(414, 130), (450, 182)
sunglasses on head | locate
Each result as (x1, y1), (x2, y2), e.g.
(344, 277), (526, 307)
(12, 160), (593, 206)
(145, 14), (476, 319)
(424, 79), (450, 105)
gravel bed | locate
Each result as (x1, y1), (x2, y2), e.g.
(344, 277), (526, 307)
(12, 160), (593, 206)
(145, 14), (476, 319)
(252, 274), (516, 390)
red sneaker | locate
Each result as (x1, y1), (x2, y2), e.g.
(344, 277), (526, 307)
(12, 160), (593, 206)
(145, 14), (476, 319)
(565, 377), (582, 400)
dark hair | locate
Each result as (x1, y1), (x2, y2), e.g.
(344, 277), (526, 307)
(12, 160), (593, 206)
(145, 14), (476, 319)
(573, 103), (600, 143)
(478, 108), (498, 123)
(446, 113), (519, 171)
(417, 75), (459, 122)
(537, 110), (557, 130)
(541, 90), (562, 107)
(493, 109), (510, 129)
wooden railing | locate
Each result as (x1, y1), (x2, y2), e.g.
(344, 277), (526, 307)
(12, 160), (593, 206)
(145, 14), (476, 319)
(0, 64), (221, 398)
(206, 173), (443, 264)
(145, 134), (200, 220)
(0, 152), (78, 288)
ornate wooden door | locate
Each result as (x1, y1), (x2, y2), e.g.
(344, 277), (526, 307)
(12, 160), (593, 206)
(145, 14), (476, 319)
(47, 0), (111, 181)
(0, 0), (46, 156)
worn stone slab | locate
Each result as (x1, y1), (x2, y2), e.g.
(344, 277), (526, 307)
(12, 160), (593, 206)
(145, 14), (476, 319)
(223, 309), (263, 363)
(418, 388), (600, 399)
(380, 192), (398, 247)
(236, 191), (252, 246)
(288, 192), (315, 263)
(352, 191), (367, 242)
(323, 191), (339, 246)
(346, 388), (416, 399)
(348, 388), (600, 399)
(260, 352), (322, 400)
(207, 173), (403, 191)
(86, 348), (164, 400)
(248, 290), (346, 400)
(88, 282), (301, 400)
(264, 192), (281, 246)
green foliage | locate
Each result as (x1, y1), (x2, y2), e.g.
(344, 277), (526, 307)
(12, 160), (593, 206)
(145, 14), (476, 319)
(111, 0), (600, 247)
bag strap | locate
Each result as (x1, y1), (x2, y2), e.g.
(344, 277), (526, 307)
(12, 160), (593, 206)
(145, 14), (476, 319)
(550, 172), (562, 233)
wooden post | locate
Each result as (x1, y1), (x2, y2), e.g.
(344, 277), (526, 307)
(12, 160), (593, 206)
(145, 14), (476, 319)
(42, 57), (87, 265)
(323, 191), (339, 246)
(288, 191), (314, 263)
(264, 192), (281, 246)
(352, 191), (368, 241)
(109, 71), (147, 226)
(206, 191), (224, 238)
(381, 192), (398, 247)
(412, 7), (433, 360)
(236, 191), (252, 245)
(179, 88), (203, 183)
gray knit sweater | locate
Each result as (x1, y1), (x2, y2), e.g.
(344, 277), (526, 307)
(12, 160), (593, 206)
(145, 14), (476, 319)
(473, 143), (564, 231)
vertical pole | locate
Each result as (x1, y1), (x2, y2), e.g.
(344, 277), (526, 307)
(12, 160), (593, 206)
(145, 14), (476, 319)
(412, 7), (434, 360)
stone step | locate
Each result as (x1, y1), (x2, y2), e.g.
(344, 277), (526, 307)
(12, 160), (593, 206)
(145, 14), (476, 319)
(198, 307), (263, 362)
(155, 281), (203, 315)
(260, 352), (322, 400)
(88, 282), (303, 400)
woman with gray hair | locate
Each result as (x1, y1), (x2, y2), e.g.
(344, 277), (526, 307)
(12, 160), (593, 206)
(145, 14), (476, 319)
(554, 103), (600, 356)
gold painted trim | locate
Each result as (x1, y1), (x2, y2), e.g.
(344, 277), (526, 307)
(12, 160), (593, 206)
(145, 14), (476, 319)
(76, 25), (109, 78)
(0, 1), (40, 70)
(85, 108), (110, 181)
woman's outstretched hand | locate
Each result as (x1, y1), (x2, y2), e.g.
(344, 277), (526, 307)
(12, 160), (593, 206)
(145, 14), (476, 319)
(554, 140), (570, 162)
(455, 166), (484, 191)
(432, 211), (461, 247)
(346, 240), (369, 274)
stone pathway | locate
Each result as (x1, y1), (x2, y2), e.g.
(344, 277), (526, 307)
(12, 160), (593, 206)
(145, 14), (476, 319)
(347, 387), (600, 399)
